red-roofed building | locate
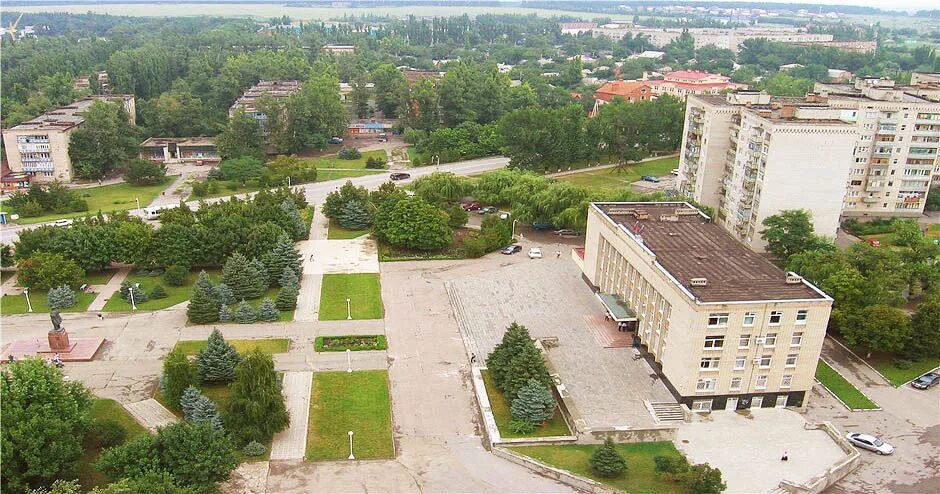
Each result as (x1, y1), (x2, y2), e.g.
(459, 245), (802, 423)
(650, 70), (747, 99)
(592, 80), (655, 115)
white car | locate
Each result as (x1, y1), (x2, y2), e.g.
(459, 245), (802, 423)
(52, 219), (74, 227)
(846, 433), (895, 455)
(528, 247), (542, 259)
(670, 168), (680, 176)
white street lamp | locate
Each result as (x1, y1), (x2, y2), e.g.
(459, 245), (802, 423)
(346, 298), (352, 320)
(287, 176), (291, 187)
(347, 431), (355, 460)
(23, 287), (33, 313)
(511, 219), (520, 239)
(346, 348), (352, 373)
(129, 282), (140, 310)
(135, 197), (141, 212)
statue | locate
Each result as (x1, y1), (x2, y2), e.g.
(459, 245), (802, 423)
(50, 310), (64, 332)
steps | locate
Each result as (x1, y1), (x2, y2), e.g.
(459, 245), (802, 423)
(649, 401), (685, 423)
(124, 398), (178, 431)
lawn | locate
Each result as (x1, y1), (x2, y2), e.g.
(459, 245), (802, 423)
(815, 360), (879, 410)
(1, 290), (97, 315)
(83, 269), (117, 285)
(9, 179), (174, 225)
(865, 355), (940, 387)
(101, 269), (219, 312)
(314, 335), (387, 352)
(78, 398), (148, 490)
(508, 442), (692, 494)
(306, 370), (394, 460)
(173, 338), (291, 356)
(305, 150), (387, 170)
(927, 224), (940, 239)
(556, 156), (679, 190)
(319, 273), (384, 320)
(315, 168), (384, 182)
(481, 370), (571, 438)
(327, 220), (370, 239)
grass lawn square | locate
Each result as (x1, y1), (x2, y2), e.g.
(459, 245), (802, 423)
(481, 370), (571, 438)
(306, 370), (394, 460)
(174, 338), (291, 356)
(10, 179), (174, 225)
(327, 220), (370, 240)
(307, 150), (387, 169)
(1, 290), (97, 315)
(319, 273), (383, 320)
(78, 398), (148, 490)
(102, 268), (219, 312)
(508, 442), (691, 494)
(864, 354), (940, 387)
(815, 360), (879, 409)
(556, 156), (679, 190)
(315, 169), (384, 182)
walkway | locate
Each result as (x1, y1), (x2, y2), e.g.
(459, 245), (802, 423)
(1, 272), (20, 295)
(86, 266), (132, 312)
(269, 371), (313, 460)
(547, 153), (679, 178)
(146, 173), (192, 208)
(293, 207), (328, 322)
(124, 398), (178, 431)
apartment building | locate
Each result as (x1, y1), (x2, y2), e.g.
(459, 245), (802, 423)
(2, 95), (136, 183)
(649, 71), (748, 100)
(591, 26), (832, 52)
(591, 80), (655, 115)
(677, 83), (940, 251)
(580, 202), (832, 412)
(229, 80), (301, 134)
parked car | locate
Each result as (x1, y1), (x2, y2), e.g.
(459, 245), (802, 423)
(869, 239), (881, 247)
(641, 175), (661, 183)
(911, 372), (940, 390)
(528, 247), (542, 259)
(463, 202), (481, 211)
(390, 172), (411, 181)
(501, 245), (522, 255)
(554, 229), (581, 237)
(52, 219), (74, 227)
(478, 206), (498, 215)
(670, 168), (680, 176)
(846, 433), (895, 455)
(378, 133), (388, 142)
(329, 136), (344, 144)
(532, 223), (555, 231)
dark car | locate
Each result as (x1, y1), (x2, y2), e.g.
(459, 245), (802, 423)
(390, 172), (411, 181)
(532, 223), (555, 231)
(501, 244), (522, 255)
(329, 136), (344, 144)
(554, 229), (582, 237)
(641, 175), (661, 183)
(463, 202), (481, 211)
(911, 372), (940, 390)
(478, 206), (498, 215)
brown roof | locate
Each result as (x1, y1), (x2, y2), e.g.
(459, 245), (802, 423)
(594, 80), (654, 102)
(595, 203), (829, 303)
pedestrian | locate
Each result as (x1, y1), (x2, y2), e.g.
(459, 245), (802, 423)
(604, 314), (610, 321)
(470, 353), (477, 364)
(7, 354), (14, 363)
(781, 451), (788, 462)
(556, 250), (561, 258)
(97, 313), (103, 320)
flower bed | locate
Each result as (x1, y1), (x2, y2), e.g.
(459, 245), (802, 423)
(315, 335), (387, 352)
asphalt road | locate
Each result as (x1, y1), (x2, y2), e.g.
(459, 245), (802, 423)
(0, 156), (510, 244)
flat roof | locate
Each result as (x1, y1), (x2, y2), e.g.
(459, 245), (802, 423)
(140, 136), (216, 147)
(231, 80), (301, 112)
(10, 95), (133, 131)
(594, 202), (829, 303)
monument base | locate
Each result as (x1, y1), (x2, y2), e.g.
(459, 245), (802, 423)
(48, 330), (71, 352)
(1, 337), (106, 362)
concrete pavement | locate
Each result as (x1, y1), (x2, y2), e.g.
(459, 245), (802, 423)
(86, 266), (132, 312)
(124, 398), (178, 431)
(269, 372), (313, 460)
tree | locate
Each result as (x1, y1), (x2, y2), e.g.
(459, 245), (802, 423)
(841, 304), (911, 357)
(499, 104), (588, 172)
(221, 252), (266, 300)
(444, 203), (469, 228)
(510, 379), (556, 424)
(323, 181), (370, 219)
(502, 343), (553, 401)
(47, 285), (78, 311)
(758, 72), (814, 97)
(162, 265), (188, 287)
(197, 329), (241, 383)
(589, 439), (627, 477)
(351, 77), (371, 118)
(140, 86), (213, 137)
(907, 297), (940, 359)
(218, 157), (267, 183)
(439, 60), (510, 126)
(95, 422), (237, 493)
(760, 210), (828, 262)
(216, 109), (265, 161)
(179, 386), (203, 419)
(276, 267), (300, 311)
(279, 198), (309, 240)
(233, 301), (258, 324)
(371, 63), (408, 116)
(682, 463), (727, 494)
(249, 257), (270, 290)
(258, 299), (279, 321)
(338, 200), (372, 230)
(160, 348), (198, 408)
(150, 285), (167, 299)
(219, 305), (233, 323)
(123, 159), (167, 185)
(225, 348), (290, 444)
(68, 100), (138, 179)
(372, 196), (453, 251)
(1, 358), (92, 492)
(90, 470), (193, 494)
(119, 280), (149, 304)
(186, 393), (223, 431)
(411, 172), (466, 204)
(891, 219), (922, 247)
(263, 233), (302, 285)
(216, 283), (235, 306)
(16, 252), (84, 290)
(187, 271), (220, 324)
(486, 322), (535, 389)
(403, 77), (440, 131)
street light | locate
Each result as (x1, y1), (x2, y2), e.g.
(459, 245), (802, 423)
(347, 431), (355, 460)
(129, 283), (140, 310)
(346, 298), (352, 320)
(135, 197), (140, 212)
(287, 176), (291, 187)
(23, 287), (33, 313)
(346, 348), (352, 373)
(511, 219), (520, 239)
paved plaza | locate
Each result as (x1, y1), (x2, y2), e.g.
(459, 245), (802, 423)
(446, 251), (674, 430)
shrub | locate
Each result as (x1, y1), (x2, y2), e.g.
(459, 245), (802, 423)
(654, 455), (690, 476)
(219, 156), (267, 183)
(124, 159), (167, 185)
(47, 285), (78, 310)
(508, 419), (536, 435)
(191, 181), (209, 197)
(337, 147), (362, 160)
(365, 156), (387, 169)
(682, 463), (727, 494)
(233, 301), (258, 324)
(258, 299), (279, 321)
(149, 284), (167, 299)
(242, 441), (267, 457)
(162, 265), (188, 286)
(510, 379), (556, 424)
(892, 358), (913, 370)
(86, 419), (128, 448)
(589, 439), (627, 478)
(444, 203), (469, 228)
(462, 235), (487, 258)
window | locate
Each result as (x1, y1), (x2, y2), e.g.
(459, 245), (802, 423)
(700, 357), (720, 370)
(730, 377), (742, 391)
(781, 375), (793, 388)
(755, 375), (768, 389)
(850, 180), (863, 186)
(775, 395), (789, 408)
(734, 356), (746, 370)
(743, 312), (756, 327)
(785, 354), (798, 367)
(764, 333), (777, 347)
(704, 336), (724, 349)
(769, 311), (782, 325)
(795, 310), (808, 325)
(696, 378), (717, 392)
(707, 313), (729, 327)
(692, 399), (712, 411)
(739, 334), (750, 348)
(791, 332), (803, 347)
(759, 355), (772, 368)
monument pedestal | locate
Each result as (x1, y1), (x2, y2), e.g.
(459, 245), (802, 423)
(48, 330), (72, 352)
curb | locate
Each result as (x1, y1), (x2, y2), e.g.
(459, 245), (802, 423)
(815, 359), (881, 412)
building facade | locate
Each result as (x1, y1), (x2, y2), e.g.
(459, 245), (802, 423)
(592, 26), (832, 52)
(650, 71), (748, 100)
(592, 80), (655, 115)
(580, 203), (832, 412)
(2, 95), (136, 183)
(229, 80), (301, 135)
(139, 137), (219, 165)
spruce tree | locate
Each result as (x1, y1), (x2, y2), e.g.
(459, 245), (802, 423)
(188, 272), (220, 324)
(216, 283), (235, 306)
(233, 300), (258, 324)
(190, 394), (223, 430)
(222, 253), (264, 300)
(258, 299), (279, 321)
(219, 305), (233, 323)
(180, 386), (203, 418)
(280, 198), (308, 239)
(226, 348), (290, 444)
(264, 233), (302, 285)
(149, 285), (168, 299)
(197, 328), (241, 383)
(510, 379), (556, 424)
(249, 257), (269, 291)
(161, 348), (198, 408)
(486, 322), (534, 389)
(276, 272), (299, 311)
(338, 200), (372, 230)
(503, 343), (553, 401)
(589, 439), (627, 477)
(120, 280), (149, 304)
(47, 285), (78, 310)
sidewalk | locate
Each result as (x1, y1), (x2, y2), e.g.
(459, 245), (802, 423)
(294, 207), (328, 321)
(146, 173), (191, 208)
(547, 153), (679, 178)
(1, 272), (20, 295)
(269, 371), (313, 460)
(86, 267), (133, 312)
(820, 337), (891, 390)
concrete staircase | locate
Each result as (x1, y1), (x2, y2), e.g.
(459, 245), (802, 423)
(649, 401), (685, 423)
(445, 280), (477, 358)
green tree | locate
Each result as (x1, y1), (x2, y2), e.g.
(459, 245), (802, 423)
(841, 304), (911, 357)
(906, 297), (940, 359)
(68, 100), (138, 179)
(503, 343), (553, 401)
(187, 271), (220, 324)
(124, 159), (167, 185)
(257, 299), (279, 321)
(323, 181), (370, 218)
(351, 77), (371, 118)
(16, 252), (84, 290)
(439, 60), (510, 126)
(411, 172), (467, 204)
(486, 322), (534, 389)
(162, 265), (188, 287)
(371, 63), (408, 116)
(682, 463), (727, 494)
(91, 470), (193, 494)
(179, 386), (203, 419)
(510, 379), (556, 424)
(372, 196), (453, 251)
(47, 285), (78, 311)
(233, 301), (258, 324)
(279, 198), (309, 240)
(1, 358), (92, 492)
(891, 219), (922, 247)
(589, 439), (627, 477)
(758, 72), (814, 97)
(760, 210), (828, 262)
(219, 305), (233, 323)
(403, 77), (440, 131)
(338, 200), (372, 230)
(218, 157), (267, 183)
(140, 86), (213, 137)
(197, 329), (241, 383)
(225, 348), (290, 444)
(217, 110), (265, 161)
(275, 267), (300, 311)
(444, 204), (469, 228)
(221, 252), (266, 300)
(161, 348), (198, 408)
(215, 284), (234, 306)
(184, 392), (223, 431)
(263, 233), (302, 285)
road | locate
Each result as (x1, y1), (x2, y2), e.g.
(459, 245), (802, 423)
(0, 156), (510, 244)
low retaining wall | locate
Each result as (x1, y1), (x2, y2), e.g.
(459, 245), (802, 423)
(493, 447), (618, 494)
(776, 421), (860, 494)
(588, 425), (678, 443)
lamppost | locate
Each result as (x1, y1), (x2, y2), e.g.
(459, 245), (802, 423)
(347, 431), (355, 460)
(129, 283), (140, 310)
(135, 197), (141, 212)
(345, 298), (352, 320)
(346, 348), (352, 373)
(287, 176), (291, 187)
(511, 219), (520, 239)
(23, 287), (33, 313)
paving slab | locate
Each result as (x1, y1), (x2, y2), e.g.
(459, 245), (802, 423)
(87, 266), (133, 312)
(269, 371), (313, 460)
(124, 398), (179, 431)
(304, 237), (379, 274)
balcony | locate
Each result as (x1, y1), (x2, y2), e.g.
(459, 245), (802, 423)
(22, 164), (55, 172)
(862, 196), (880, 203)
(866, 182), (885, 192)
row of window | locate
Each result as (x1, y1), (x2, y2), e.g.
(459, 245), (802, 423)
(707, 310), (806, 328)
(700, 353), (799, 370)
(696, 374), (793, 392)
(691, 394), (789, 411)
(704, 332), (803, 349)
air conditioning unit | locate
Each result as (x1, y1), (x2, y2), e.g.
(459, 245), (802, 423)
(755, 337), (766, 345)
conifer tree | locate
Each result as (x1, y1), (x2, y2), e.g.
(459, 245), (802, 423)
(180, 386), (203, 418)
(161, 348), (198, 408)
(510, 379), (556, 424)
(197, 328), (241, 383)
(503, 343), (553, 400)
(486, 322), (534, 389)
(280, 198), (308, 239)
(249, 257), (269, 290)
(226, 348), (290, 444)
(219, 305), (233, 323)
(276, 271), (300, 311)
(222, 253), (264, 300)
(233, 300), (258, 324)
(47, 285), (78, 310)
(258, 299), (279, 321)
(263, 233), (302, 285)
(216, 283), (235, 306)
(589, 439), (627, 477)
(190, 394), (223, 430)
(188, 272), (220, 324)
(338, 200), (372, 230)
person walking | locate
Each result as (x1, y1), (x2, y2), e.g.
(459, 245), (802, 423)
(781, 451), (789, 461)
(470, 353), (477, 364)
(556, 250), (561, 258)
